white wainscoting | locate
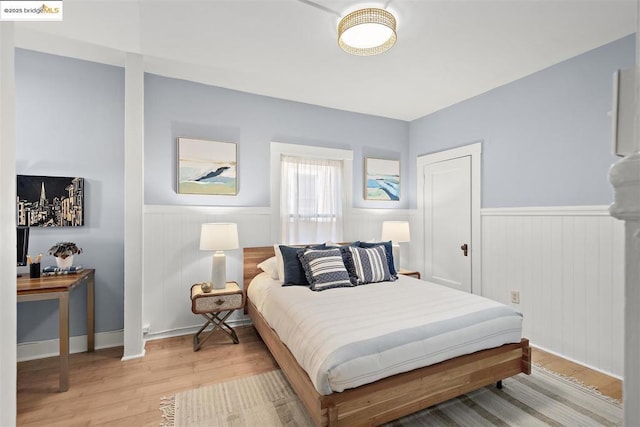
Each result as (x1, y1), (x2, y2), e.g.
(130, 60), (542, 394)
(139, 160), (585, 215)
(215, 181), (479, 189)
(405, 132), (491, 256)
(481, 206), (625, 377)
(142, 205), (416, 341)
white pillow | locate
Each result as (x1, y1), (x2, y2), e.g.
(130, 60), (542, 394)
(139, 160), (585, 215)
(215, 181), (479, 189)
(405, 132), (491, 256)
(273, 244), (285, 282)
(257, 256), (279, 280)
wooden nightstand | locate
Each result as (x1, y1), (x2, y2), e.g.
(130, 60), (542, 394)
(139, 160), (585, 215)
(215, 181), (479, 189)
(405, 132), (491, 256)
(190, 281), (244, 351)
(398, 269), (421, 279)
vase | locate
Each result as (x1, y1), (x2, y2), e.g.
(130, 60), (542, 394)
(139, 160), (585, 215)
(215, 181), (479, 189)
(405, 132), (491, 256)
(55, 255), (74, 269)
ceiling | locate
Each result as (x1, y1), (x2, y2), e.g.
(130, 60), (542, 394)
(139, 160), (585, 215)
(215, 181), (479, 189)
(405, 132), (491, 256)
(13, 0), (637, 121)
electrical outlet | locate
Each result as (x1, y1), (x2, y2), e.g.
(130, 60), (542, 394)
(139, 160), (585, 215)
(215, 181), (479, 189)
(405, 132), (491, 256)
(142, 325), (150, 334)
(510, 291), (520, 304)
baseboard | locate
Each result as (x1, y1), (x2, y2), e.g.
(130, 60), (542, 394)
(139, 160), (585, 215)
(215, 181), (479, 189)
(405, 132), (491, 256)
(143, 318), (253, 342)
(17, 319), (253, 361)
(17, 329), (124, 362)
(530, 342), (623, 380)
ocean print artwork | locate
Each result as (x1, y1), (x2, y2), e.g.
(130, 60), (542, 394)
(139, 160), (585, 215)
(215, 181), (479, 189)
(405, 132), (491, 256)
(365, 158), (400, 201)
(177, 138), (237, 195)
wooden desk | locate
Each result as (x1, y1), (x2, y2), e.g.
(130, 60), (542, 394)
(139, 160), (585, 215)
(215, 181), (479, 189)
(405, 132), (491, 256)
(17, 269), (95, 392)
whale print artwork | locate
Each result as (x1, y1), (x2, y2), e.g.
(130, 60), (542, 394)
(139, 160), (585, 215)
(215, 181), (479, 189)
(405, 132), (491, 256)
(177, 138), (237, 195)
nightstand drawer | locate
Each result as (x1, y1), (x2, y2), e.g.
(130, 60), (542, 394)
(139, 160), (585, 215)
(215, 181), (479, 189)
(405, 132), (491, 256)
(193, 292), (242, 313)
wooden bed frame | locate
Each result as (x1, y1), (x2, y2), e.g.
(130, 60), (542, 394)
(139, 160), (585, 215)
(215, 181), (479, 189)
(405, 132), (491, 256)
(243, 246), (531, 426)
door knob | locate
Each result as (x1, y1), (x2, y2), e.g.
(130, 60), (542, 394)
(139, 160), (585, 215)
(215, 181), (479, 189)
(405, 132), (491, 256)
(460, 243), (468, 256)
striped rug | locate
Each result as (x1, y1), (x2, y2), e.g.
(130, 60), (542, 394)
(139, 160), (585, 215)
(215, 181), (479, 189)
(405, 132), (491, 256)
(160, 366), (622, 426)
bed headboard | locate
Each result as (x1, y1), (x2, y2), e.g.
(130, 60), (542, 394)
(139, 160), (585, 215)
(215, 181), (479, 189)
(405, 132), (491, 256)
(243, 246), (275, 292)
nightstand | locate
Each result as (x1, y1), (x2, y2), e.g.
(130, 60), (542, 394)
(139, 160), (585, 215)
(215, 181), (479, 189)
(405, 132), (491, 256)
(398, 269), (421, 279)
(190, 281), (244, 351)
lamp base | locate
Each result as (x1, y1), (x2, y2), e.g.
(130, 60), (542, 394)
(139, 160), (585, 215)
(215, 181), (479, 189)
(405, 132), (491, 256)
(211, 251), (227, 290)
(392, 243), (401, 271)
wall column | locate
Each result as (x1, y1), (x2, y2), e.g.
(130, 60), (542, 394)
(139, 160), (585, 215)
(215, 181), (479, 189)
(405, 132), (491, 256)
(122, 52), (145, 360)
(609, 153), (640, 424)
(0, 22), (17, 426)
(609, 4), (640, 422)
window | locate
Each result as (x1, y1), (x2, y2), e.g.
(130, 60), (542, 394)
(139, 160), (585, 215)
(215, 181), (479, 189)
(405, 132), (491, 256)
(270, 142), (353, 245)
(280, 156), (343, 244)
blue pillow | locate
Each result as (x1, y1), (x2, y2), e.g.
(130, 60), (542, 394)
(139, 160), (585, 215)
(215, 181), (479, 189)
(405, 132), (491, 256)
(279, 244), (326, 286)
(298, 248), (354, 291)
(358, 241), (397, 277)
(345, 245), (393, 284)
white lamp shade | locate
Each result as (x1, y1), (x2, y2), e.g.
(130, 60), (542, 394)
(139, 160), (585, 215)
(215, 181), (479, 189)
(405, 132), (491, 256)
(199, 223), (239, 251)
(381, 221), (411, 243)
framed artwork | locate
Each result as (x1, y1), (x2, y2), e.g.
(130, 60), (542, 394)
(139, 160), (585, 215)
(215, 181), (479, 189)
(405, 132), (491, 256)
(365, 158), (400, 201)
(17, 175), (84, 227)
(177, 137), (237, 195)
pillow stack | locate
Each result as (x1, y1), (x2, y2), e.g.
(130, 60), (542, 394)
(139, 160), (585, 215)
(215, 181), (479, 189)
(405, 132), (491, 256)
(262, 241), (398, 291)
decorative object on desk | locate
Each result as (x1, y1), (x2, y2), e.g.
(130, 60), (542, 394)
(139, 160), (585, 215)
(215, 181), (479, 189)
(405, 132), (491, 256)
(26, 253), (42, 278)
(16, 226), (30, 267)
(365, 158), (400, 201)
(177, 137), (237, 195)
(200, 281), (213, 293)
(17, 175), (84, 227)
(381, 221), (410, 271)
(48, 241), (82, 268)
(43, 265), (84, 275)
(55, 256), (74, 268)
(199, 223), (239, 290)
(29, 262), (41, 278)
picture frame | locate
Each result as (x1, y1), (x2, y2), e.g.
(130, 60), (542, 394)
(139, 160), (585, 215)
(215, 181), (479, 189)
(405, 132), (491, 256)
(177, 137), (238, 195)
(17, 175), (84, 227)
(364, 157), (400, 201)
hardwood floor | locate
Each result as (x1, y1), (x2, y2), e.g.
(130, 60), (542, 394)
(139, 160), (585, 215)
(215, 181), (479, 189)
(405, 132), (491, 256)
(17, 326), (622, 426)
(532, 347), (623, 401)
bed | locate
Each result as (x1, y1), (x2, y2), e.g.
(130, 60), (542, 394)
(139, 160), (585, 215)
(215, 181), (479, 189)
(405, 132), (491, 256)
(243, 245), (531, 426)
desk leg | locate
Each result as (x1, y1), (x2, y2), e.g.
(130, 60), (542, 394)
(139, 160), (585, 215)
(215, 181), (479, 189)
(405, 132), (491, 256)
(87, 274), (95, 352)
(59, 292), (70, 392)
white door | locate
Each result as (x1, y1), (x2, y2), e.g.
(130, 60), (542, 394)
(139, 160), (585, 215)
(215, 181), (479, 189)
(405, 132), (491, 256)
(423, 156), (472, 292)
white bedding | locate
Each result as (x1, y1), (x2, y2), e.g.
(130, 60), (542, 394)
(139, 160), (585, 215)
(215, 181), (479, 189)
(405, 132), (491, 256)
(248, 273), (523, 395)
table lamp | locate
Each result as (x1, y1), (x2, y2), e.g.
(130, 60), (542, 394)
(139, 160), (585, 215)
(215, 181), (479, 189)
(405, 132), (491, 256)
(199, 223), (239, 290)
(381, 221), (411, 271)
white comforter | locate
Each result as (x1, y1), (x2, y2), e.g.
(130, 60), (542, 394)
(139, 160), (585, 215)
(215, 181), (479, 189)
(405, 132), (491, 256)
(248, 273), (523, 395)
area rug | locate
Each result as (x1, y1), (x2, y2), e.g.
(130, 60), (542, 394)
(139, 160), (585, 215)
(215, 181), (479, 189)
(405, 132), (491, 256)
(160, 366), (622, 426)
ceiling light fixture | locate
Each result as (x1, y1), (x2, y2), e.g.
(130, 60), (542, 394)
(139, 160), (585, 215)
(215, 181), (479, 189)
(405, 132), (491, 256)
(338, 7), (397, 56)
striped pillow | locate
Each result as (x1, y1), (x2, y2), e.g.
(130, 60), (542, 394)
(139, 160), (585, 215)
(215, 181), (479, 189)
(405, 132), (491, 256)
(346, 245), (393, 284)
(298, 248), (354, 291)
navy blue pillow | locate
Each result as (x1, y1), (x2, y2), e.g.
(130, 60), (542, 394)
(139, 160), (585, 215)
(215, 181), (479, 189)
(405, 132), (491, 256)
(358, 241), (397, 277)
(279, 244), (327, 286)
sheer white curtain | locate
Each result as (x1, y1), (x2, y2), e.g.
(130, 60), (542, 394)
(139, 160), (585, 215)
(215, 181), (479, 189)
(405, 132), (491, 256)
(280, 155), (344, 244)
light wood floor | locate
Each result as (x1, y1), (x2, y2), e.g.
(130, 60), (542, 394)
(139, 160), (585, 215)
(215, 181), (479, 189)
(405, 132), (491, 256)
(17, 326), (622, 426)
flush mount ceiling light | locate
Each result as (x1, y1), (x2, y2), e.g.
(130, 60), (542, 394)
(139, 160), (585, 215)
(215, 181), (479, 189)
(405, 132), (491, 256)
(338, 7), (397, 56)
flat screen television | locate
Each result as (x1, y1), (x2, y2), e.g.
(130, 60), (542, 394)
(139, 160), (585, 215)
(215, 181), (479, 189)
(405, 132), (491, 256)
(17, 226), (29, 267)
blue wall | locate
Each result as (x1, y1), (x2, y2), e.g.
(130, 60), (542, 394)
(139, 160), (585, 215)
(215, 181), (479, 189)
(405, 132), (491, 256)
(14, 33), (635, 343)
(408, 34), (636, 208)
(144, 73), (410, 209)
(15, 49), (125, 343)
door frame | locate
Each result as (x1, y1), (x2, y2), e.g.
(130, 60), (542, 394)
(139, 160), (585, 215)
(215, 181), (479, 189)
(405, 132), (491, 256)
(417, 142), (482, 295)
